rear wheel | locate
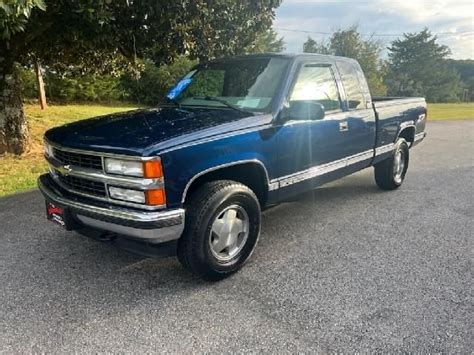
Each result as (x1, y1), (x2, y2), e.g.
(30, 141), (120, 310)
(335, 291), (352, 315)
(177, 180), (261, 281)
(374, 138), (409, 190)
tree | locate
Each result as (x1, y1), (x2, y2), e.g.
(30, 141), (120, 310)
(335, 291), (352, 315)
(447, 59), (474, 101)
(302, 27), (387, 96)
(302, 36), (328, 54)
(1, 0), (46, 154)
(386, 29), (462, 102)
(246, 28), (285, 53)
(0, 0), (282, 154)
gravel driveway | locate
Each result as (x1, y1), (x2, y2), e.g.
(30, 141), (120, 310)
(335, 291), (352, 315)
(1, 120), (473, 352)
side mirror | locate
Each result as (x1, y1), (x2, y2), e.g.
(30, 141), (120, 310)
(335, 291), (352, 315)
(282, 101), (325, 121)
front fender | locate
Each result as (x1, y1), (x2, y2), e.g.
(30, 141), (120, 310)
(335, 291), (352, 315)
(180, 158), (270, 204)
(158, 127), (277, 209)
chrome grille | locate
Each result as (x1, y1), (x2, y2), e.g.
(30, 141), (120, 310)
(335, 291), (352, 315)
(53, 148), (102, 170)
(56, 173), (106, 197)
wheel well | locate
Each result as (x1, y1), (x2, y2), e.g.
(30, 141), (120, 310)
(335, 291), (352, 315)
(398, 126), (415, 144)
(183, 163), (269, 206)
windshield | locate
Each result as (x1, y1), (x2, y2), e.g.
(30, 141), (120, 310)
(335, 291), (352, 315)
(166, 57), (289, 113)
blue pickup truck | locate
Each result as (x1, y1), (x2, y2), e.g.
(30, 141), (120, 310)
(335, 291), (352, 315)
(39, 53), (426, 280)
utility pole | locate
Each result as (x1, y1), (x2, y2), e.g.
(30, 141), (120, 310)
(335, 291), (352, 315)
(35, 61), (47, 110)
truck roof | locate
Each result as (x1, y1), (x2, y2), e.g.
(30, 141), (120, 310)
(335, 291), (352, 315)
(218, 52), (358, 64)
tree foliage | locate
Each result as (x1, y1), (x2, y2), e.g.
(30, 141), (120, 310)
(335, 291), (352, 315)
(246, 28), (285, 53)
(302, 26), (387, 95)
(19, 56), (196, 104)
(447, 59), (474, 101)
(0, 0), (282, 154)
(385, 29), (462, 102)
(20, 67), (129, 103)
(302, 36), (328, 54)
(0, 0), (45, 39)
(121, 56), (197, 106)
(3, 0), (282, 72)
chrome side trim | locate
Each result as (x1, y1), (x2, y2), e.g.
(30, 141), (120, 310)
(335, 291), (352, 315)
(275, 149), (374, 189)
(268, 181), (279, 191)
(375, 143), (395, 156)
(181, 159), (271, 203)
(46, 155), (164, 190)
(45, 138), (159, 161)
(39, 176), (184, 224)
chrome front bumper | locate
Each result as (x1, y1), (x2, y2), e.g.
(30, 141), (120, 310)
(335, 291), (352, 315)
(38, 174), (185, 243)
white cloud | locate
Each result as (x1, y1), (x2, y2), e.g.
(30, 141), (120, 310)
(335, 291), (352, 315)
(274, 0), (474, 59)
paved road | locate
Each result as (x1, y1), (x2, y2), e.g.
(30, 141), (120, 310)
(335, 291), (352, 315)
(1, 121), (473, 352)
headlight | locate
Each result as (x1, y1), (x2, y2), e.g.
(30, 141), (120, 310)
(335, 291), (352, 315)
(104, 158), (163, 178)
(108, 186), (146, 204)
(44, 141), (54, 157)
(104, 158), (144, 177)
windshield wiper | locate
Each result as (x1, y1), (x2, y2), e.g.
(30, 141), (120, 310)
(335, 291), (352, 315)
(193, 96), (254, 115)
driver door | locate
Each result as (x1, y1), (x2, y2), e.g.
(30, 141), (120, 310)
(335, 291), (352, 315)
(275, 62), (347, 199)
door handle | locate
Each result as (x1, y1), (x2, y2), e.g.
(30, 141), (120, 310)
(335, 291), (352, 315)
(339, 121), (349, 132)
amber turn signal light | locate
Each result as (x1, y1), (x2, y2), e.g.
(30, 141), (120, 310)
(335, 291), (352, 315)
(145, 188), (166, 206)
(143, 160), (163, 178)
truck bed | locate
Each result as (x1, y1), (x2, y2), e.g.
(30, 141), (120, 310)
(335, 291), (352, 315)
(371, 96), (427, 159)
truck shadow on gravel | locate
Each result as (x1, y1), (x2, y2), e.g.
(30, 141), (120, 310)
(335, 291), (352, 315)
(2, 172), (384, 307)
(49, 172), (381, 284)
(0, 171), (408, 331)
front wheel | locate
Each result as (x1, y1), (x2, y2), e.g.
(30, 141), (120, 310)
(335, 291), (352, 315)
(374, 138), (409, 190)
(177, 180), (261, 281)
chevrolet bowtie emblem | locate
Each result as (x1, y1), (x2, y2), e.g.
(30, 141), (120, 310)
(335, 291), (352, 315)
(58, 165), (72, 176)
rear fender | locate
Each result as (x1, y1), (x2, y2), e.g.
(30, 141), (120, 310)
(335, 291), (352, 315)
(397, 123), (416, 145)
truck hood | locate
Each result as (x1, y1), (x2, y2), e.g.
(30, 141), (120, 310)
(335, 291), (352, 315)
(45, 106), (273, 156)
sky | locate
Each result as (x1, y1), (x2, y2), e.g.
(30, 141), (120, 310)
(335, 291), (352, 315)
(273, 0), (474, 59)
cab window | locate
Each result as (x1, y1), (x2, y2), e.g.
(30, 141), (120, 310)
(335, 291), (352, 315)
(290, 64), (341, 112)
(337, 61), (366, 110)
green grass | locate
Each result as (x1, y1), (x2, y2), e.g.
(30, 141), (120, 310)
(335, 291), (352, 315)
(0, 103), (138, 197)
(0, 102), (473, 196)
(427, 103), (474, 120)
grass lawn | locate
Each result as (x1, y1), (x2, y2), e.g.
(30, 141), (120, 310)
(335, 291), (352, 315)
(0, 102), (473, 197)
(427, 103), (474, 120)
(0, 103), (138, 197)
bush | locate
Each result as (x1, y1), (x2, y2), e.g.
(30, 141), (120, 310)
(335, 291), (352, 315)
(20, 56), (196, 105)
(121, 56), (197, 106)
(46, 74), (128, 102)
(19, 67), (129, 103)
(18, 66), (38, 99)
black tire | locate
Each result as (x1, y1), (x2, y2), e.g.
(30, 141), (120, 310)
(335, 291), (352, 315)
(177, 180), (261, 281)
(374, 138), (409, 190)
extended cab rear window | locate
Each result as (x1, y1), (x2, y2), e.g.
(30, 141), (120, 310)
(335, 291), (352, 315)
(337, 61), (366, 110)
